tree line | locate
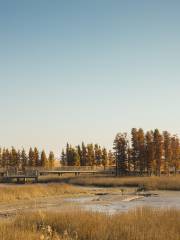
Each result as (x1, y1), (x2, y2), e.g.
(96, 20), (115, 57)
(61, 143), (115, 168)
(1, 128), (180, 175)
(114, 128), (180, 176)
(0, 147), (55, 169)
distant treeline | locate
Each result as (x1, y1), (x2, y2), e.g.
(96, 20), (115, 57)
(114, 128), (180, 176)
(1, 128), (180, 175)
(61, 143), (115, 167)
(0, 147), (55, 169)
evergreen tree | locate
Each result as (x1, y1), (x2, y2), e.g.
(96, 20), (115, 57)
(2, 148), (7, 168)
(171, 135), (180, 175)
(145, 131), (154, 176)
(0, 148), (2, 167)
(114, 133), (129, 175)
(163, 131), (172, 174)
(81, 142), (87, 166)
(102, 148), (108, 169)
(17, 150), (21, 169)
(41, 150), (48, 168)
(61, 149), (66, 166)
(153, 129), (163, 176)
(131, 128), (139, 172)
(138, 128), (145, 175)
(94, 144), (102, 166)
(48, 151), (55, 169)
(21, 148), (28, 169)
(66, 143), (71, 166)
(77, 145), (82, 165)
(29, 147), (35, 167)
(34, 147), (39, 167)
(72, 149), (80, 166)
(87, 144), (95, 166)
(108, 150), (115, 166)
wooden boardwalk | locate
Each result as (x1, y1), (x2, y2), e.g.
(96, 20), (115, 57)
(0, 166), (116, 183)
(2, 169), (39, 183)
(39, 170), (99, 176)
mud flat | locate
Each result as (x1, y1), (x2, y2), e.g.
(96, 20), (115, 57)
(0, 185), (180, 218)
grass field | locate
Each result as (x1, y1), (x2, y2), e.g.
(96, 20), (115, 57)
(61, 175), (180, 190)
(0, 183), (87, 203)
(0, 208), (180, 240)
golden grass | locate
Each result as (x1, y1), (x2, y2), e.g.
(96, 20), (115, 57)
(0, 208), (180, 240)
(66, 175), (180, 190)
(0, 183), (86, 203)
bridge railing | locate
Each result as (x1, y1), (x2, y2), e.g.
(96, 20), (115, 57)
(4, 169), (38, 177)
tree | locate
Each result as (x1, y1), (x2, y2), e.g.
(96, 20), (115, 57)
(131, 128), (139, 172)
(72, 149), (80, 166)
(34, 147), (39, 167)
(108, 150), (115, 166)
(87, 144), (95, 167)
(61, 149), (66, 166)
(138, 128), (145, 175)
(81, 142), (87, 166)
(21, 148), (28, 169)
(153, 129), (163, 176)
(145, 131), (154, 176)
(94, 144), (102, 166)
(114, 133), (129, 175)
(171, 135), (180, 175)
(41, 150), (48, 168)
(48, 151), (55, 169)
(2, 148), (7, 168)
(102, 148), (108, 169)
(0, 148), (2, 167)
(29, 147), (35, 167)
(163, 131), (172, 175)
(77, 145), (82, 165)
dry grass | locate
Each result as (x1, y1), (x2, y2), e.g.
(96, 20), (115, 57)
(66, 175), (180, 190)
(0, 183), (86, 203)
(0, 208), (180, 240)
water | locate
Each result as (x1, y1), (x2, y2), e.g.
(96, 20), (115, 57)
(66, 189), (180, 214)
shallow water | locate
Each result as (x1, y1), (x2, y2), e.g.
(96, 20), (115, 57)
(66, 188), (180, 214)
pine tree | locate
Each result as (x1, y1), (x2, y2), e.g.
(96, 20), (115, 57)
(108, 150), (115, 166)
(2, 148), (7, 168)
(61, 149), (66, 166)
(41, 150), (48, 168)
(145, 131), (154, 176)
(28, 147), (35, 167)
(72, 149), (80, 166)
(10, 147), (18, 167)
(131, 128), (139, 172)
(0, 148), (2, 167)
(17, 150), (21, 169)
(102, 148), (108, 169)
(94, 144), (102, 166)
(163, 131), (172, 175)
(77, 145), (82, 165)
(81, 142), (87, 166)
(138, 128), (145, 175)
(114, 133), (129, 175)
(34, 147), (39, 167)
(66, 143), (71, 166)
(21, 148), (28, 169)
(153, 129), (163, 176)
(48, 151), (55, 169)
(171, 135), (180, 175)
(87, 144), (95, 167)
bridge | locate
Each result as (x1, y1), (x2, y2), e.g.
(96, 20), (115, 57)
(0, 166), (116, 183)
(2, 169), (39, 183)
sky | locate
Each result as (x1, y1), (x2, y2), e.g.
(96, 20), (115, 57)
(0, 0), (180, 156)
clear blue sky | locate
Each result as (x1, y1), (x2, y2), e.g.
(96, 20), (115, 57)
(0, 0), (180, 155)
